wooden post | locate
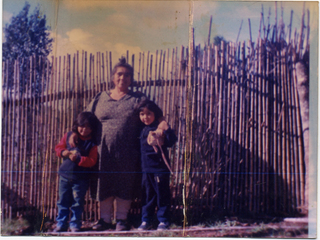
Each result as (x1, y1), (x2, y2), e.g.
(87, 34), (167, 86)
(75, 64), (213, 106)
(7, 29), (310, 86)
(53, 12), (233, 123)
(237, 41), (246, 213)
(244, 43), (250, 210)
(248, 41), (255, 212)
(264, 40), (270, 212)
(2, 60), (9, 219)
(138, 52), (141, 92)
(163, 49), (169, 118)
(224, 43), (231, 210)
(52, 56), (60, 220)
(109, 52), (113, 90)
(149, 54), (154, 100)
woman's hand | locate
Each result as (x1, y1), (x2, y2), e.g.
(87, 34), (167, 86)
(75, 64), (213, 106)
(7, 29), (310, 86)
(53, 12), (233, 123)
(68, 132), (78, 148)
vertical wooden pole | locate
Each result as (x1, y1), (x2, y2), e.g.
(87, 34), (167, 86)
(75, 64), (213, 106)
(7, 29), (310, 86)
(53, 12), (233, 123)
(292, 54), (305, 210)
(248, 41), (255, 212)
(163, 49), (169, 118)
(131, 54), (135, 91)
(138, 52), (141, 92)
(145, 51), (150, 98)
(257, 38), (263, 213)
(16, 59), (22, 216)
(183, 3), (193, 230)
(176, 46), (184, 185)
(243, 44), (250, 211)
(20, 58), (28, 217)
(149, 54), (153, 100)
(142, 52), (146, 95)
(2, 60), (9, 219)
(264, 41), (270, 213)
(105, 52), (109, 91)
(272, 46), (279, 212)
(29, 56), (36, 210)
(154, 50), (158, 102)
(10, 60), (16, 216)
(215, 41), (224, 208)
(52, 56), (59, 220)
(159, 50), (165, 107)
(224, 43), (231, 210)
(237, 41), (246, 213)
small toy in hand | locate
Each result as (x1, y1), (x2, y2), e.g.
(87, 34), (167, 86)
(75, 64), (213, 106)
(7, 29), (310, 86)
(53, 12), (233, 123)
(69, 150), (81, 161)
(147, 130), (164, 153)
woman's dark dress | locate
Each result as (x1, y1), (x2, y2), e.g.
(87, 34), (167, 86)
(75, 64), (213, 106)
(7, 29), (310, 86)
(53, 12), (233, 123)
(86, 90), (146, 201)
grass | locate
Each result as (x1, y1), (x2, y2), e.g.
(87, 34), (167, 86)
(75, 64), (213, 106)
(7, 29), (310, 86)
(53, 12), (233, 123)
(1, 214), (308, 238)
(1, 218), (30, 236)
(1, 210), (53, 236)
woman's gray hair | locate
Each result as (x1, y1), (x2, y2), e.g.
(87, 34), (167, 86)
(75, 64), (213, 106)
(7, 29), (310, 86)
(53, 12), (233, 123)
(110, 57), (134, 89)
(112, 57), (133, 79)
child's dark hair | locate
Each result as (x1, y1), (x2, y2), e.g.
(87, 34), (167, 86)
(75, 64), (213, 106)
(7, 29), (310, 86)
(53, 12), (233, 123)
(72, 112), (99, 140)
(138, 100), (163, 121)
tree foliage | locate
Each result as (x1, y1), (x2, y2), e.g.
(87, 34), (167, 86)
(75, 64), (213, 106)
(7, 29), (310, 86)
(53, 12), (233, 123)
(2, 2), (53, 97)
(3, 2), (53, 61)
(213, 35), (228, 46)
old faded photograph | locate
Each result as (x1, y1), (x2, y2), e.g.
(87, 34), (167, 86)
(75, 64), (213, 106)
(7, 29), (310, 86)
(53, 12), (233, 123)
(1, 0), (318, 237)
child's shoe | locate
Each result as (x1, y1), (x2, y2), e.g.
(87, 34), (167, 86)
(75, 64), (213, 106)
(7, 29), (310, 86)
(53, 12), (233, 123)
(115, 219), (127, 231)
(157, 222), (169, 231)
(53, 225), (68, 232)
(137, 221), (152, 231)
(70, 227), (80, 232)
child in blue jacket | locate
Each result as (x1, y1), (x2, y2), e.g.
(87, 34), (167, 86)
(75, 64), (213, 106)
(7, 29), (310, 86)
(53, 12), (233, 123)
(54, 112), (99, 232)
(137, 100), (177, 231)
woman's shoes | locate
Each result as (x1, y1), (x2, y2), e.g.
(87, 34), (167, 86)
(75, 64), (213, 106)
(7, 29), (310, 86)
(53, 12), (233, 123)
(91, 219), (128, 231)
(92, 219), (113, 231)
(115, 219), (127, 231)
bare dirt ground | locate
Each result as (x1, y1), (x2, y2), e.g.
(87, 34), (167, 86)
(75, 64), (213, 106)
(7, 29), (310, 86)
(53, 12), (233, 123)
(38, 217), (309, 238)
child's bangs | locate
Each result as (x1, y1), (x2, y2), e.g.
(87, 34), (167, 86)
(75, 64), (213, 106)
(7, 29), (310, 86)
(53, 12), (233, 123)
(78, 119), (90, 127)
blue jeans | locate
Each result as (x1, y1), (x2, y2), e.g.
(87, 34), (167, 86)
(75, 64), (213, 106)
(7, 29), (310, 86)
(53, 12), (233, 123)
(56, 176), (89, 229)
(141, 172), (171, 223)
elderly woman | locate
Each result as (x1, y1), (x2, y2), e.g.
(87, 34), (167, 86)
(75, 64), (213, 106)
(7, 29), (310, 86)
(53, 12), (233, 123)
(71, 58), (166, 231)
(85, 58), (145, 231)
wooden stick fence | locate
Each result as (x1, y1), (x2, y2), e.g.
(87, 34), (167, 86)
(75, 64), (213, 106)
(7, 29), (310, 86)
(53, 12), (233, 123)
(1, 10), (309, 225)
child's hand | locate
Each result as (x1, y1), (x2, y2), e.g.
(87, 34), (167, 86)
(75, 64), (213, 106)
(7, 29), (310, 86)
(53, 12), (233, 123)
(69, 153), (78, 161)
(68, 133), (78, 148)
(147, 131), (164, 151)
(62, 150), (80, 161)
(69, 150), (80, 161)
(62, 150), (70, 158)
(154, 129), (164, 136)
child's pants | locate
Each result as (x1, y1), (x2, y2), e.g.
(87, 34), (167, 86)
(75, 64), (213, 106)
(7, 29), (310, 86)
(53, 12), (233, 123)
(100, 196), (132, 223)
(56, 176), (89, 229)
(141, 172), (171, 223)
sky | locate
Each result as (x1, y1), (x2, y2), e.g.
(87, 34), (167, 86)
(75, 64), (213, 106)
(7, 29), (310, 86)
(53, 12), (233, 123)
(2, 0), (318, 61)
